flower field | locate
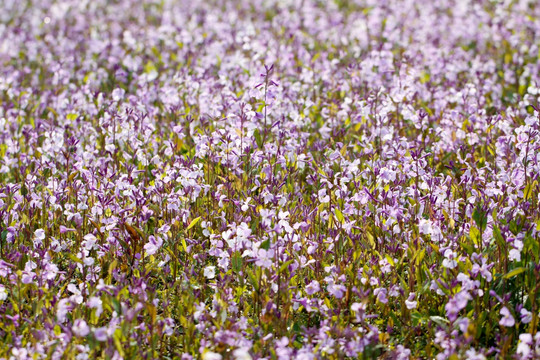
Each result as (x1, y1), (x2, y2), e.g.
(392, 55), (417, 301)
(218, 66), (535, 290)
(1, 0), (540, 359)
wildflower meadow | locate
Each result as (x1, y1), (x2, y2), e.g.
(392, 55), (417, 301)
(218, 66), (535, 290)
(1, 0), (540, 359)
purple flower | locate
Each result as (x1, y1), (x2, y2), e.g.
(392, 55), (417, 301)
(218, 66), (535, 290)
(499, 307), (515, 327)
(144, 235), (163, 256)
(254, 248), (273, 269)
(305, 280), (320, 295)
(72, 319), (90, 337)
(351, 302), (367, 323)
(374, 288), (388, 304)
(94, 327), (108, 342)
(327, 282), (346, 299)
(445, 291), (471, 321)
(520, 308), (532, 324)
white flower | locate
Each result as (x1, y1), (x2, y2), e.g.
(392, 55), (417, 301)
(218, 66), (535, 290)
(517, 333), (532, 358)
(525, 114), (538, 125)
(442, 249), (458, 269)
(87, 296), (103, 318)
(34, 229), (46, 247)
(241, 198), (251, 212)
(202, 351), (222, 360)
(380, 167), (396, 183)
(232, 348), (252, 360)
(112, 88), (125, 102)
(464, 348), (486, 360)
(68, 283), (84, 304)
(509, 248), (521, 262)
(318, 189), (330, 203)
(0, 285), (7, 301)
(418, 219), (431, 235)
(526, 86), (539, 96)
(405, 293), (418, 310)
(34, 229), (46, 240)
(203, 266), (216, 279)
(83, 234), (97, 250)
(72, 319), (90, 337)
(278, 211), (289, 220)
(379, 258), (392, 274)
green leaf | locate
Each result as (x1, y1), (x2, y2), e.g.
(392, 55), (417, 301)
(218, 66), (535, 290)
(186, 217), (201, 231)
(246, 268), (259, 290)
(66, 113), (78, 121)
(232, 252), (242, 273)
(420, 71), (431, 84)
(415, 248), (426, 266)
(181, 238), (188, 253)
(469, 226), (480, 247)
(524, 235), (539, 259)
(279, 260), (294, 274)
(493, 226), (505, 248)
(125, 223), (146, 241)
(254, 128), (263, 149)
(111, 297), (121, 314)
(509, 220), (520, 235)
(429, 316), (449, 326)
(68, 171), (79, 182)
(523, 181), (537, 200)
(504, 267), (526, 279)
(366, 231), (376, 250)
(68, 253), (83, 264)
(144, 61), (157, 74)
(113, 329), (126, 357)
(334, 208), (344, 223)
(117, 237), (131, 254)
(411, 312), (426, 326)
(260, 239), (270, 250)
(473, 207), (487, 232)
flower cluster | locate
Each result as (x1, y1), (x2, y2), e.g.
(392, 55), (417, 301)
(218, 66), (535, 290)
(1, 0), (540, 359)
